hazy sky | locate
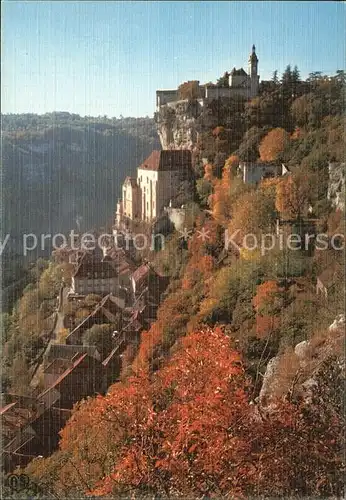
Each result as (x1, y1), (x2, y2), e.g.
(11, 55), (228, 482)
(2, 1), (345, 117)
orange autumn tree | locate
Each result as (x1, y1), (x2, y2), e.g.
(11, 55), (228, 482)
(210, 186), (229, 224)
(27, 327), (251, 498)
(132, 217), (223, 373)
(209, 155), (239, 224)
(259, 127), (290, 162)
(132, 286), (198, 372)
(222, 154), (239, 188)
(227, 185), (277, 247)
(132, 320), (164, 373)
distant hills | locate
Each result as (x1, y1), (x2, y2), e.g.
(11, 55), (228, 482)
(2, 112), (161, 254)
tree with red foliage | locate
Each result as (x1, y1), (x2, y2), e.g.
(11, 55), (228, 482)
(26, 325), (344, 498)
(91, 327), (252, 498)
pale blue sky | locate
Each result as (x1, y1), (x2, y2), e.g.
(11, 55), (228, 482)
(2, 1), (345, 117)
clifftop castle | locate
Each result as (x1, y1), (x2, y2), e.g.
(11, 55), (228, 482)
(115, 46), (274, 227)
(156, 45), (260, 109)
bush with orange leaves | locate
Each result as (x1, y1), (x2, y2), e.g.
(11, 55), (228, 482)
(254, 313), (281, 339)
(131, 284), (200, 373)
(207, 155), (239, 224)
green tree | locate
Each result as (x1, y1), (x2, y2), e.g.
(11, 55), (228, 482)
(82, 323), (120, 355)
(84, 294), (102, 307)
(292, 65), (301, 97)
(281, 64), (292, 88)
(196, 178), (212, 206)
(216, 71), (229, 87)
(8, 352), (31, 394)
(237, 126), (267, 161)
(0, 312), (12, 344)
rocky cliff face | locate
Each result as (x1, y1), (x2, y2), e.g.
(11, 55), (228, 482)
(328, 162), (345, 211)
(154, 98), (241, 151)
(155, 100), (202, 150)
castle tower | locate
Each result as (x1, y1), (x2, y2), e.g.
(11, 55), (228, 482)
(248, 44), (259, 97)
(248, 44), (258, 77)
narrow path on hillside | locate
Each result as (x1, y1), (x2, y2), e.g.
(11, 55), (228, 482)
(52, 286), (68, 341)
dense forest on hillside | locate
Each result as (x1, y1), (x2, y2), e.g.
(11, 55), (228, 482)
(2, 113), (160, 248)
(2, 67), (345, 498)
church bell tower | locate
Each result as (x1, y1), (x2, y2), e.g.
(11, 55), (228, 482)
(248, 44), (259, 97)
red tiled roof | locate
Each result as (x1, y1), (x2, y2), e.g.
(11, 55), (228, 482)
(0, 402), (17, 415)
(102, 342), (123, 367)
(45, 344), (101, 363)
(65, 293), (126, 344)
(104, 248), (136, 274)
(138, 151), (161, 171)
(138, 150), (192, 172)
(131, 264), (150, 285)
(38, 353), (88, 398)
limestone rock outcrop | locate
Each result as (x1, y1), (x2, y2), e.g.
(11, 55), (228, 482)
(258, 314), (344, 414)
(155, 100), (203, 150)
(328, 162), (345, 211)
(154, 98), (239, 151)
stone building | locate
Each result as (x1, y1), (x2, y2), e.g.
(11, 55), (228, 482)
(70, 257), (119, 296)
(156, 45), (260, 109)
(116, 149), (192, 225)
(122, 176), (141, 220)
(238, 162), (290, 185)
